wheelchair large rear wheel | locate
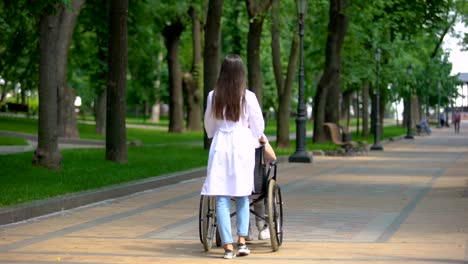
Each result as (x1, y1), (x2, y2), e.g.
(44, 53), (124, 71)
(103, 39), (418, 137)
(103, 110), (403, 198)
(199, 195), (217, 251)
(267, 179), (283, 252)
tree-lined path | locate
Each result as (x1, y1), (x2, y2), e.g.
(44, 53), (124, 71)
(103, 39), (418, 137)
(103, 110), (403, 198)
(1, 123), (467, 263)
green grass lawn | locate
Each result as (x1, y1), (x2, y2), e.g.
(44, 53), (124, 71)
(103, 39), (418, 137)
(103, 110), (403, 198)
(0, 116), (38, 134)
(80, 114), (170, 127)
(0, 135), (28, 146)
(0, 116), (202, 144)
(0, 146), (208, 206)
(0, 115), (406, 207)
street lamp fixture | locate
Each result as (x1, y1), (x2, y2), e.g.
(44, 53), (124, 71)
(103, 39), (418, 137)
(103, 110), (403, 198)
(297, 0), (307, 14)
(289, 0), (312, 163)
(425, 79), (430, 117)
(370, 47), (383, 151)
(405, 64), (414, 139)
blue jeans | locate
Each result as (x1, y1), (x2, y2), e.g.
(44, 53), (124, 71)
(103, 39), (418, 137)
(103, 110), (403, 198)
(216, 196), (249, 245)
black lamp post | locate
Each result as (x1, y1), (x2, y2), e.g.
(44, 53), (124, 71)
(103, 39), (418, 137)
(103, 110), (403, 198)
(437, 80), (441, 128)
(371, 48), (383, 151)
(405, 64), (414, 139)
(426, 90), (430, 117)
(289, 0), (311, 163)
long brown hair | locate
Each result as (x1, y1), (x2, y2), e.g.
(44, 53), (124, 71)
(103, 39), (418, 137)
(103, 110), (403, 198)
(212, 54), (247, 122)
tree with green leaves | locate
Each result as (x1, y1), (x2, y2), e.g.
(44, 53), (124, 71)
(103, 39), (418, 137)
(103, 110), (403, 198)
(375, 0), (462, 131)
(70, 0), (110, 135)
(163, 21), (185, 133)
(183, 4), (204, 132)
(33, 0), (85, 169)
(313, 0), (349, 143)
(127, 0), (164, 124)
(33, 3), (63, 170)
(56, 0), (85, 139)
(0, 1), (39, 107)
(271, 0), (298, 148)
(245, 0), (273, 106)
(203, 0), (223, 149)
(156, 2), (190, 133)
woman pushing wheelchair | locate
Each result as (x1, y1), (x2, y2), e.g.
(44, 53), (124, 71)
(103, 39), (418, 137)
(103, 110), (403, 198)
(200, 54), (265, 259)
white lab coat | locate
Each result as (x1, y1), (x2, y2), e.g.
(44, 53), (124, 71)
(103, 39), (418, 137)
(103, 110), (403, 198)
(201, 90), (265, 197)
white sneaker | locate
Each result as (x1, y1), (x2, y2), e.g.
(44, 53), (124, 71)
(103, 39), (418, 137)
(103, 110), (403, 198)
(237, 243), (250, 256)
(258, 225), (270, 240)
(223, 249), (236, 259)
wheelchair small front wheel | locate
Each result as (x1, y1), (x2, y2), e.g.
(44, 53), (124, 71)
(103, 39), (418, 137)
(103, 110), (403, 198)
(267, 179), (283, 252)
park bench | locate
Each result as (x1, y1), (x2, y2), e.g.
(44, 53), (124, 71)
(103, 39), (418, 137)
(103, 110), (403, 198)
(2, 102), (29, 114)
(323, 122), (368, 155)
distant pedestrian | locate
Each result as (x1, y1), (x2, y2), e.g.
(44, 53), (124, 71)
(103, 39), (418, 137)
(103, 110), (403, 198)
(439, 112), (445, 127)
(453, 109), (461, 133)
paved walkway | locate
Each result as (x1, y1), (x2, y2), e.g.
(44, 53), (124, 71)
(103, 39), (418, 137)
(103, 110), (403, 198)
(0, 123), (467, 263)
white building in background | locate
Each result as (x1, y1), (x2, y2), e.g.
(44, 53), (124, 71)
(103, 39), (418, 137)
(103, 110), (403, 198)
(444, 22), (468, 108)
(457, 73), (468, 109)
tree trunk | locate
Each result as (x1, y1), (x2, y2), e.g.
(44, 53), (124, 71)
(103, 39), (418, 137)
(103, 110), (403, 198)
(106, 0), (128, 163)
(412, 95), (419, 127)
(362, 80), (369, 136)
(245, 0), (272, 106)
(403, 97), (408, 129)
(313, 71), (333, 143)
(355, 90), (360, 136)
(183, 73), (202, 131)
(403, 95), (419, 129)
(342, 89), (351, 124)
(56, 0), (85, 138)
(380, 81), (388, 135)
(370, 88), (376, 135)
(163, 21), (185, 133)
(95, 89), (106, 135)
(324, 0), (348, 124)
(92, 1), (109, 135)
(203, 0), (223, 149)
(185, 6), (203, 131)
(20, 89), (26, 105)
(33, 10), (62, 170)
(0, 88), (6, 104)
(151, 103), (160, 123)
(271, 0), (299, 149)
(313, 0), (349, 143)
(150, 43), (164, 123)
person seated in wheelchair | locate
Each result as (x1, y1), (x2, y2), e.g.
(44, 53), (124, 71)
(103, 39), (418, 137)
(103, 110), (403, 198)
(248, 134), (276, 241)
(416, 116), (431, 135)
(259, 134), (276, 165)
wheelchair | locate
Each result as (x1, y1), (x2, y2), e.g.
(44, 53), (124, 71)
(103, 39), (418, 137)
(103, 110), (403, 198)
(198, 146), (284, 252)
(416, 124), (431, 136)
